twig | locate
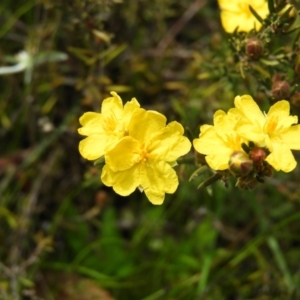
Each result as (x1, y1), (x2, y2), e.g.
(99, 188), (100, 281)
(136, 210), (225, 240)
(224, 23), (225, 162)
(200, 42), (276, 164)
(157, 0), (207, 52)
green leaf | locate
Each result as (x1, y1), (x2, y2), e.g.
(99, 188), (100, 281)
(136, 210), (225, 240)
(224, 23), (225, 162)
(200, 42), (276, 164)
(268, 0), (275, 13)
(249, 5), (264, 24)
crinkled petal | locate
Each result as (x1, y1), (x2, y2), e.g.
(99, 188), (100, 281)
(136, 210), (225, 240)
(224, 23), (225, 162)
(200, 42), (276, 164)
(140, 160), (178, 205)
(235, 122), (265, 146)
(129, 109), (167, 142)
(79, 134), (110, 160)
(276, 116), (298, 131)
(267, 100), (290, 119)
(273, 125), (300, 150)
(101, 92), (123, 119)
(214, 110), (235, 136)
(193, 127), (228, 155)
(200, 124), (213, 134)
(265, 146), (297, 172)
(78, 112), (104, 136)
(105, 136), (140, 172)
(122, 98), (141, 125)
(149, 121), (191, 162)
(234, 95), (265, 127)
(205, 149), (233, 170)
(101, 164), (140, 196)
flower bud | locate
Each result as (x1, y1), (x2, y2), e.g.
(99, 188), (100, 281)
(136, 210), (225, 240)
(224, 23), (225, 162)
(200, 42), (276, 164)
(271, 81), (290, 100)
(236, 176), (258, 191)
(272, 73), (285, 83)
(249, 147), (266, 163)
(262, 165), (273, 177)
(245, 38), (263, 59)
(290, 92), (300, 107)
(229, 151), (253, 177)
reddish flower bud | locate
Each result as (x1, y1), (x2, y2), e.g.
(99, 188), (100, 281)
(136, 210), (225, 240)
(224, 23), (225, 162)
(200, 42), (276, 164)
(236, 176), (258, 191)
(245, 38), (264, 59)
(229, 151), (253, 177)
(272, 73), (285, 83)
(290, 92), (300, 107)
(262, 165), (273, 177)
(249, 147), (266, 163)
(271, 81), (290, 100)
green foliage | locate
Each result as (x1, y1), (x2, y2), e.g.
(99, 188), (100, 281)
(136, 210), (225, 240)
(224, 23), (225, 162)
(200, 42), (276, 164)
(1, 0), (300, 299)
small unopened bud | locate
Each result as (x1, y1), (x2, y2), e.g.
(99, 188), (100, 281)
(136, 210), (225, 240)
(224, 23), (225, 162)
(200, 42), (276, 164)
(272, 73), (285, 83)
(229, 151), (253, 177)
(245, 38), (263, 59)
(271, 81), (290, 100)
(262, 165), (273, 177)
(249, 147), (266, 163)
(236, 176), (258, 191)
(290, 92), (300, 107)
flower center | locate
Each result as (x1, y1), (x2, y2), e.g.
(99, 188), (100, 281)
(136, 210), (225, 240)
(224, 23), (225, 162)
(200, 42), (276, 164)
(133, 142), (150, 163)
(139, 143), (149, 162)
(225, 133), (243, 150)
(264, 116), (279, 133)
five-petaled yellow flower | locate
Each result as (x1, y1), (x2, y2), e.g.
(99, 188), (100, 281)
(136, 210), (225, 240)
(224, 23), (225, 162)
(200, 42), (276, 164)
(101, 109), (191, 205)
(232, 95), (300, 172)
(193, 109), (248, 170)
(218, 0), (269, 33)
(78, 92), (141, 160)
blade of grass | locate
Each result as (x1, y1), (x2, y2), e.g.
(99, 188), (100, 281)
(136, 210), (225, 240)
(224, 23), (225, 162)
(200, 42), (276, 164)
(267, 236), (294, 292)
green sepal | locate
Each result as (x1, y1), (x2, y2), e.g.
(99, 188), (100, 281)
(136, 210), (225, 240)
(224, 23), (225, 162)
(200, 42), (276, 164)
(241, 143), (250, 153)
(268, 0), (275, 14)
(275, 1), (289, 14)
(189, 165), (208, 182)
(94, 156), (105, 166)
(197, 173), (222, 189)
(249, 5), (264, 24)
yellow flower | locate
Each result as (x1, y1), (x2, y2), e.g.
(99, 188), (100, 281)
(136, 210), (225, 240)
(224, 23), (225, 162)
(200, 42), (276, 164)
(193, 109), (248, 170)
(233, 95), (300, 172)
(101, 109), (191, 205)
(218, 0), (269, 33)
(78, 92), (141, 160)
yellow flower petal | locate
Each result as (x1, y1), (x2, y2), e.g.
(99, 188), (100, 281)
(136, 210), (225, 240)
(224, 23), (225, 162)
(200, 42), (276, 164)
(235, 122), (266, 146)
(218, 0), (269, 33)
(78, 112), (104, 136)
(265, 101), (298, 132)
(267, 100), (290, 118)
(101, 91), (123, 119)
(234, 95), (265, 127)
(149, 121), (191, 162)
(265, 146), (297, 172)
(105, 136), (140, 172)
(122, 97), (140, 125)
(273, 125), (300, 150)
(205, 150), (233, 170)
(129, 109), (167, 142)
(101, 164), (140, 196)
(214, 110), (235, 136)
(79, 134), (109, 160)
(140, 160), (178, 205)
(193, 127), (225, 155)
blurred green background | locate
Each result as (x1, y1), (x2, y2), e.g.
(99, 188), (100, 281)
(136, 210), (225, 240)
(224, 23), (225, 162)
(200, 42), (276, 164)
(1, 0), (300, 299)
